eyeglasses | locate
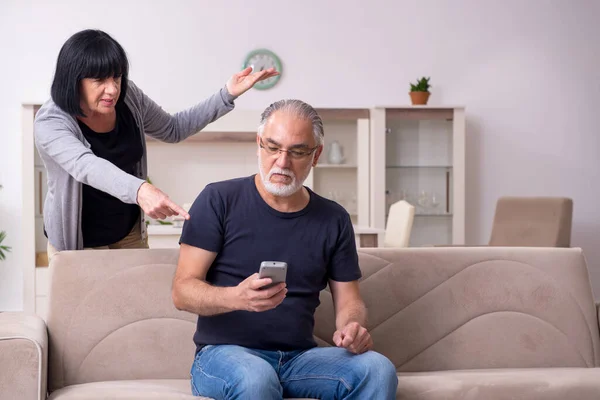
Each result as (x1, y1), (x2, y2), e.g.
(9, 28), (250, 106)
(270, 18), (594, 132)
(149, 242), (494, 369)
(259, 139), (319, 160)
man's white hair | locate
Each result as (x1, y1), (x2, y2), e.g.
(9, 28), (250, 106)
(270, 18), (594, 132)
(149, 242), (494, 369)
(257, 99), (324, 146)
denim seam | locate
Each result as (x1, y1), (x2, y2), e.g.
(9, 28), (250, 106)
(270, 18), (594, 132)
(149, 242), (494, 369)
(196, 366), (230, 387)
(193, 359), (231, 394)
(280, 375), (353, 391)
(277, 350), (284, 374)
(190, 373), (200, 396)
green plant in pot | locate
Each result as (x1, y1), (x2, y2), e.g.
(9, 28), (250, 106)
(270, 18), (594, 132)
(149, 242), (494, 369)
(409, 76), (431, 105)
(0, 184), (11, 261)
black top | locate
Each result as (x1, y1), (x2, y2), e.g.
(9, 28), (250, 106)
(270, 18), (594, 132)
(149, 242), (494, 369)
(179, 175), (361, 353)
(78, 102), (143, 247)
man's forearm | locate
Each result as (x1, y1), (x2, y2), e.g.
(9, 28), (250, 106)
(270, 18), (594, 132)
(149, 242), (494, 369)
(336, 300), (368, 330)
(173, 278), (240, 316)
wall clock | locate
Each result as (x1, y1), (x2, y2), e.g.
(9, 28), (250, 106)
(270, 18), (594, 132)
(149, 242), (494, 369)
(242, 48), (282, 90)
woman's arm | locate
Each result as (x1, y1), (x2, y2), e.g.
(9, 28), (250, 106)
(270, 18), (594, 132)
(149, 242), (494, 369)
(34, 114), (188, 219)
(131, 67), (279, 143)
(34, 116), (144, 205)
(133, 82), (236, 143)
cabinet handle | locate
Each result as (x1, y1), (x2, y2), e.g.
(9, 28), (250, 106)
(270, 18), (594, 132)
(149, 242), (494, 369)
(446, 171), (450, 213)
(38, 171), (43, 215)
(385, 128), (392, 134)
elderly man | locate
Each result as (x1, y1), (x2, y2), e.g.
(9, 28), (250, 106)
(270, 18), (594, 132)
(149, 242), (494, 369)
(172, 99), (397, 400)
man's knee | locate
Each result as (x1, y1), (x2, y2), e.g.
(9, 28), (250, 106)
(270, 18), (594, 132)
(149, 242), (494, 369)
(353, 351), (398, 387)
(230, 360), (281, 396)
(191, 347), (282, 399)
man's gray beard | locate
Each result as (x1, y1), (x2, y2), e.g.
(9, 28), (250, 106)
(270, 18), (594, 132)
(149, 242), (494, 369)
(257, 154), (312, 197)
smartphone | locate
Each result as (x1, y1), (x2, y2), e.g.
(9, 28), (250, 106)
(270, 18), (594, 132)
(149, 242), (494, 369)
(258, 261), (288, 289)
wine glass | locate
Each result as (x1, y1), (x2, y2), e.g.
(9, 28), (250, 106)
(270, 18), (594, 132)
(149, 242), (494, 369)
(417, 190), (430, 214)
(430, 192), (441, 214)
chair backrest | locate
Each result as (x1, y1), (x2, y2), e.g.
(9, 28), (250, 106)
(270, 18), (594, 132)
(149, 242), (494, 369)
(489, 196), (573, 247)
(314, 247), (600, 372)
(383, 200), (415, 248)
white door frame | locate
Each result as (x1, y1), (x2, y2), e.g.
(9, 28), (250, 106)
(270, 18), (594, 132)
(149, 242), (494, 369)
(21, 104), (38, 312)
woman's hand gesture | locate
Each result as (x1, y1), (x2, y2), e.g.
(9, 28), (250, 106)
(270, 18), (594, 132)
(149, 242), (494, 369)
(226, 67), (279, 97)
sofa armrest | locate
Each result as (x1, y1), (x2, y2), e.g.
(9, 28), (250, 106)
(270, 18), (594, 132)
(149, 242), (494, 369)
(0, 312), (48, 400)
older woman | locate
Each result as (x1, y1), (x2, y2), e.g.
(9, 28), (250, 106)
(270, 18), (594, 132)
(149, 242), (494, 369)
(35, 29), (277, 259)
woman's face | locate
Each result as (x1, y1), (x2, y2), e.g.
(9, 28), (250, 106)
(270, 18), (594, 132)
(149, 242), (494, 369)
(79, 76), (121, 116)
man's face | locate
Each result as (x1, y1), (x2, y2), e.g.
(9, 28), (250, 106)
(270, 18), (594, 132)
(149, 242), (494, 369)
(257, 111), (322, 197)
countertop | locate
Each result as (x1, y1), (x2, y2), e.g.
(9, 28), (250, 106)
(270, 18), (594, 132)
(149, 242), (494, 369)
(147, 224), (384, 236)
(147, 225), (183, 235)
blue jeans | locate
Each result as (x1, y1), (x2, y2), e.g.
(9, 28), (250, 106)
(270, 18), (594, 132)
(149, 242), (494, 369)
(190, 344), (398, 399)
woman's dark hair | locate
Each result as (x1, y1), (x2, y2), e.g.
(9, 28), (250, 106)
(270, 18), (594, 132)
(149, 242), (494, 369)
(51, 29), (129, 116)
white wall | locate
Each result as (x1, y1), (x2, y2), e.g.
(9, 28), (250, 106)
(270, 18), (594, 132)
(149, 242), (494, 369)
(1, 0), (599, 310)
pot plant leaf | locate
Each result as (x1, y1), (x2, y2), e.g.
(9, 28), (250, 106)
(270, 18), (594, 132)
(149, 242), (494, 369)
(0, 231), (10, 261)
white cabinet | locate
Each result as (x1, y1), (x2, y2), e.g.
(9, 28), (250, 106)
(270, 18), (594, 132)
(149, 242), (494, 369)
(147, 108), (374, 228)
(304, 110), (370, 226)
(370, 107), (466, 246)
(145, 106), (466, 246)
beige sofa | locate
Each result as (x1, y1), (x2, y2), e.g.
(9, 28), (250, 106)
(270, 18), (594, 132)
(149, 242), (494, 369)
(1, 246), (600, 399)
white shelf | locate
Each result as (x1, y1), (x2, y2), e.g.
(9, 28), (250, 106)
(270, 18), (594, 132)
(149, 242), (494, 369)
(386, 165), (453, 169)
(374, 105), (465, 109)
(315, 164), (357, 168)
(304, 116), (370, 227)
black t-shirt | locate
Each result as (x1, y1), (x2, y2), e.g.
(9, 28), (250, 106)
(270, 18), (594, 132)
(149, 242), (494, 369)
(78, 102), (143, 247)
(179, 175), (361, 353)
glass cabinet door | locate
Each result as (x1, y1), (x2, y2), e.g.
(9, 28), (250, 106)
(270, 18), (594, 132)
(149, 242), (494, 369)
(371, 107), (465, 246)
(385, 113), (454, 245)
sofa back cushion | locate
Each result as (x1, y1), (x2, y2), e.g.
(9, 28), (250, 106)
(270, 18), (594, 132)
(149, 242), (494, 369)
(46, 249), (195, 393)
(313, 247), (600, 372)
(46, 246), (600, 392)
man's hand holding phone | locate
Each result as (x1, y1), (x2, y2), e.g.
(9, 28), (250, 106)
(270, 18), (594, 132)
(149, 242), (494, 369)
(232, 265), (287, 312)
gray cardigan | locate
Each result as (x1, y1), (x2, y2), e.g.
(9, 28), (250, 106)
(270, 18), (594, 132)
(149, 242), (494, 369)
(34, 80), (236, 251)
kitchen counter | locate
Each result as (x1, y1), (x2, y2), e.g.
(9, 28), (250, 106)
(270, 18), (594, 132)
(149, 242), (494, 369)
(147, 225), (183, 236)
(147, 224), (384, 248)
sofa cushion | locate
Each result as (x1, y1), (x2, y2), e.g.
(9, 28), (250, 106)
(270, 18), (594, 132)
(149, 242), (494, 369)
(47, 379), (203, 399)
(45, 246), (600, 398)
(397, 368), (600, 400)
(46, 249), (197, 392)
(315, 247), (600, 371)
(46, 379), (316, 400)
(46, 369), (600, 400)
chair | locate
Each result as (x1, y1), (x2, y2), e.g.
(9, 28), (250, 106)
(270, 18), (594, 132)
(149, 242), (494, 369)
(383, 200), (415, 247)
(488, 196), (573, 247)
